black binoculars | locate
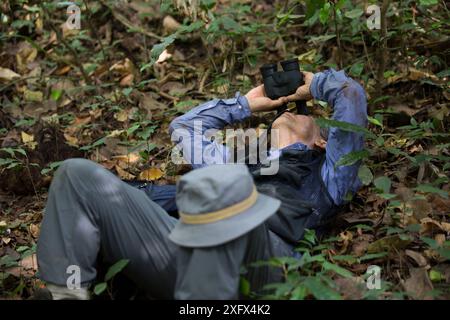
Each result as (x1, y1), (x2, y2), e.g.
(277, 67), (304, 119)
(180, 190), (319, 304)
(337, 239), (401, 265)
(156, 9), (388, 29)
(260, 58), (308, 115)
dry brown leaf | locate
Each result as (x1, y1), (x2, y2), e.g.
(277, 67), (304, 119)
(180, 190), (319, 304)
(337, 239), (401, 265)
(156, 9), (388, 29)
(21, 131), (34, 144)
(55, 65), (72, 76)
(21, 131), (37, 150)
(163, 15), (181, 34)
(24, 89), (43, 102)
(0, 67), (21, 82)
(435, 234), (446, 246)
(16, 42), (38, 73)
(112, 153), (141, 165)
(420, 217), (444, 235)
(367, 235), (411, 253)
(114, 110), (128, 122)
(120, 74), (134, 87)
(29, 223), (40, 238)
(403, 267), (434, 300)
(441, 222), (450, 233)
(115, 165), (135, 180)
(64, 133), (79, 147)
(156, 49), (173, 64)
(6, 253), (38, 278)
(405, 250), (428, 268)
(139, 167), (164, 181)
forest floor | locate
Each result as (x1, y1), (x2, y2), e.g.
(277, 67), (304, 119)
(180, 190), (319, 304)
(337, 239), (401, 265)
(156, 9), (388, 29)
(0, 0), (449, 299)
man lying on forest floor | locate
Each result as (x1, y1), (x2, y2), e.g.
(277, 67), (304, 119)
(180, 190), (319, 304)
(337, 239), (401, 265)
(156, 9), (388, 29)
(34, 68), (367, 300)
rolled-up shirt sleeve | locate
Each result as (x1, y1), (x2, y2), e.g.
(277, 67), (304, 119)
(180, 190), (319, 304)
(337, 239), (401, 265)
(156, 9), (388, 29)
(169, 92), (251, 169)
(310, 69), (368, 205)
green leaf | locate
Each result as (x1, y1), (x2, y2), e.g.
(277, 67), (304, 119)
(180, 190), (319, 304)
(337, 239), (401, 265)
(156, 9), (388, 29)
(315, 118), (371, 136)
(291, 285), (307, 300)
(239, 277), (250, 296)
(429, 269), (445, 282)
(415, 184), (448, 199)
(367, 116), (383, 128)
(303, 277), (342, 300)
(122, 87), (133, 97)
(358, 165), (373, 186)
(359, 252), (388, 262)
(336, 150), (369, 167)
(303, 228), (316, 245)
(104, 259), (129, 282)
(50, 89), (63, 101)
(374, 176), (391, 193)
(141, 34), (176, 72)
(93, 282), (107, 295)
(344, 8), (364, 19)
(349, 62), (364, 76)
(322, 261), (353, 278)
(419, 0), (438, 6)
(319, 3), (331, 25)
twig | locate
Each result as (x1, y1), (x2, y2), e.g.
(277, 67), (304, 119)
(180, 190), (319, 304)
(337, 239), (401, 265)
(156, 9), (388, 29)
(360, 32), (375, 79)
(332, 3), (343, 69)
(376, 0), (390, 99)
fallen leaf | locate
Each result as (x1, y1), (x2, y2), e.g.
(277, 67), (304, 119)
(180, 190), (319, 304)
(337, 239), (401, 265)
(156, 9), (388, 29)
(24, 90), (43, 102)
(120, 74), (134, 87)
(2, 237), (11, 244)
(16, 42), (38, 73)
(21, 131), (34, 143)
(403, 267), (434, 300)
(55, 65), (72, 76)
(0, 67), (21, 82)
(139, 167), (164, 181)
(405, 250), (428, 268)
(64, 133), (79, 147)
(112, 153), (141, 165)
(162, 15), (181, 34)
(29, 223), (40, 238)
(6, 253), (38, 278)
(115, 165), (135, 180)
(156, 49), (173, 64)
(21, 131), (37, 150)
(367, 235), (411, 253)
(114, 110), (128, 122)
(435, 234), (446, 246)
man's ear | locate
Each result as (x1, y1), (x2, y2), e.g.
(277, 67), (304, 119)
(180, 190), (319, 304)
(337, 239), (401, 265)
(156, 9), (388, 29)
(314, 138), (327, 150)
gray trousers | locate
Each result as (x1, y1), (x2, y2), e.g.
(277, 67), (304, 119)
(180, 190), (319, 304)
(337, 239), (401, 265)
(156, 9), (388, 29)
(37, 159), (293, 299)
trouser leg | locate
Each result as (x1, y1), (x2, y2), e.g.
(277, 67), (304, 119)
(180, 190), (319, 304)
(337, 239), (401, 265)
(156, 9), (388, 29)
(37, 158), (178, 299)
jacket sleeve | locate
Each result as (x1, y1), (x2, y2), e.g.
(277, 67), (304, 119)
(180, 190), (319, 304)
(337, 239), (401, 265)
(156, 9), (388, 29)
(310, 69), (368, 205)
(169, 93), (251, 169)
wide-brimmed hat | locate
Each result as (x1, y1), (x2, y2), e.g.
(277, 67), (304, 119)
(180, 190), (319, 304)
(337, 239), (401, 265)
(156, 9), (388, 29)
(168, 164), (280, 248)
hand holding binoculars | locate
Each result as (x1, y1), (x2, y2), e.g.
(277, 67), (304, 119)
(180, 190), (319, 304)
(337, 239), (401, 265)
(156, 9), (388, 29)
(260, 58), (308, 115)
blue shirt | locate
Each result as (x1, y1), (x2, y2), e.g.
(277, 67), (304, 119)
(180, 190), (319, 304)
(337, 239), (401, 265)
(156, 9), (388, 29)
(169, 69), (368, 206)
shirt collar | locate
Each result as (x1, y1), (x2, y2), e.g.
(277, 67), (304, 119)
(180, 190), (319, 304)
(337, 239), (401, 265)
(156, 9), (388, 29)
(267, 142), (309, 160)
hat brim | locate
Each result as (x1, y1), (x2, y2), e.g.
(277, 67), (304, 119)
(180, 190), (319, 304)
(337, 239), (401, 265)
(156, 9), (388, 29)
(168, 193), (280, 248)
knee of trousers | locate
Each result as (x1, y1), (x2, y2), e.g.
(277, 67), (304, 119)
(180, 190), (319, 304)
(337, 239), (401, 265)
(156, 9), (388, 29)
(55, 158), (124, 197)
(57, 158), (99, 178)
(56, 158), (117, 187)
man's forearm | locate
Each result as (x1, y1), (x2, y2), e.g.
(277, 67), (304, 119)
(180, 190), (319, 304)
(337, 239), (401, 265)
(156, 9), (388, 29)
(310, 69), (367, 127)
(168, 93), (251, 168)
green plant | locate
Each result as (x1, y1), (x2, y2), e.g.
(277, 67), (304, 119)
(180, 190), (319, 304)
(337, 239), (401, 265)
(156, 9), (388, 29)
(93, 259), (130, 297)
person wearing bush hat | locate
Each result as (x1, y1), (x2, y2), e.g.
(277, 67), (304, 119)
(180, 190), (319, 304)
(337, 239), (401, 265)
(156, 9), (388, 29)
(168, 164), (293, 299)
